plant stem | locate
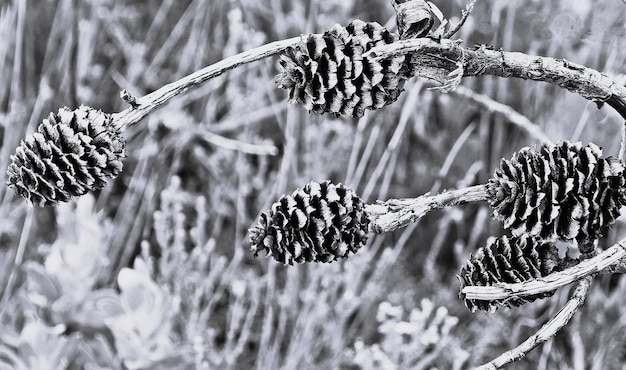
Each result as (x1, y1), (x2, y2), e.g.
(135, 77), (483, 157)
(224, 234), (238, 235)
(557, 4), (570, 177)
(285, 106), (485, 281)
(365, 184), (489, 233)
(453, 86), (551, 144)
(476, 277), (592, 370)
(443, 0), (477, 38)
(111, 36), (303, 131)
(366, 39), (626, 120)
(461, 237), (626, 301)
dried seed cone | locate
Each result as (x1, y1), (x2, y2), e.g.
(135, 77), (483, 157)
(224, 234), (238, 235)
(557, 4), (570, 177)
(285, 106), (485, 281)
(487, 141), (626, 245)
(276, 20), (411, 117)
(458, 235), (559, 313)
(6, 105), (125, 207)
(249, 180), (370, 265)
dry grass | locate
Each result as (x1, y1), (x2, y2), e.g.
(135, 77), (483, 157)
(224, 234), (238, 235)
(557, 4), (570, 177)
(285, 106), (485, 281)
(0, 0), (626, 368)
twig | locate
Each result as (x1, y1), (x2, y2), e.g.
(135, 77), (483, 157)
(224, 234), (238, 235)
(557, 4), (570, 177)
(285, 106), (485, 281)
(453, 85), (552, 144)
(432, 121), (476, 191)
(365, 184), (489, 233)
(365, 39), (626, 120)
(111, 36), (303, 130)
(197, 131), (279, 156)
(476, 277), (592, 370)
(461, 238), (626, 301)
(443, 0), (477, 39)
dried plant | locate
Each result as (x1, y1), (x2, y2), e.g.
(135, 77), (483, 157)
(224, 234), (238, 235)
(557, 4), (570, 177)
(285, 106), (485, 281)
(4, 0), (626, 369)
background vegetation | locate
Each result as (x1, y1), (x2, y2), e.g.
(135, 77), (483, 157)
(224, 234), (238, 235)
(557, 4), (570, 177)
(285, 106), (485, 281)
(0, 0), (625, 368)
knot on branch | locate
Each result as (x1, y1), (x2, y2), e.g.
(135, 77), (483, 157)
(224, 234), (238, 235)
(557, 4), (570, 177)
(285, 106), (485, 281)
(487, 141), (626, 246)
(249, 180), (370, 265)
(120, 89), (140, 109)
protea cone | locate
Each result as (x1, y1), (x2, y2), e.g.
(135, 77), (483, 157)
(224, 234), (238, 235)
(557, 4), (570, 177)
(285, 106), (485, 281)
(487, 141), (626, 245)
(276, 19), (412, 117)
(249, 180), (369, 265)
(6, 105), (125, 207)
(458, 235), (571, 312)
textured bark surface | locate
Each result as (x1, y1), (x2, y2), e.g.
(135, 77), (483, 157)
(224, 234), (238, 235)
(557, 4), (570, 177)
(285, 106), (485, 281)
(366, 184), (490, 233)
(367, 38), (626, 119)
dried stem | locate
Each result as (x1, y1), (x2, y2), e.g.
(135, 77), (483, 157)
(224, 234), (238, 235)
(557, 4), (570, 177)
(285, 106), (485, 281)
(365, 25), (626, 370)
(111, 36), (302, 131)
(197, 131), (278, 156)
(443, 0), (477, 38)
(365, 184), (489, 233)
(366, 39), (626, 120)
(461, 238), (626, 302)
(453, 86), (552, 144)
(476, 277), (592, 370)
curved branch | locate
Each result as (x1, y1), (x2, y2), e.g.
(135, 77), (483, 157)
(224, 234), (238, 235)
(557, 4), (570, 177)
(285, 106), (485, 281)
(366, 38), (626, 120)
(461, 238), (626, 302)
(476, 277), (592, 370)
(111, 36), (302, 130)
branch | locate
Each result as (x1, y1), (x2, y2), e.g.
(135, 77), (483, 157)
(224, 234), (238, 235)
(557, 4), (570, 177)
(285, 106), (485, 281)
(111, 36), (302, 130)
(460, 238), (626, 302)
(476, 277), (592, 370)
(365, 184), (489, 233)
(366, 39), (626, 120)
(443, 0), (477, 39)
(196, 131), (279, 156)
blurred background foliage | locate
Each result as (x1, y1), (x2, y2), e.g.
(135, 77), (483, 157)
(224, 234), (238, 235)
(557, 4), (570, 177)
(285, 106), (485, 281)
(1, 0), (626, 368)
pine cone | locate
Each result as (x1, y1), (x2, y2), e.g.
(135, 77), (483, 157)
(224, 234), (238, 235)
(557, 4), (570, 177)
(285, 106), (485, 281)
(249, 180), (370, 265)
(6, 106), (125, 207)
(458, 235), (561, 312)
(487, 141), (626, 245)
(276, 20), (411, 117)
